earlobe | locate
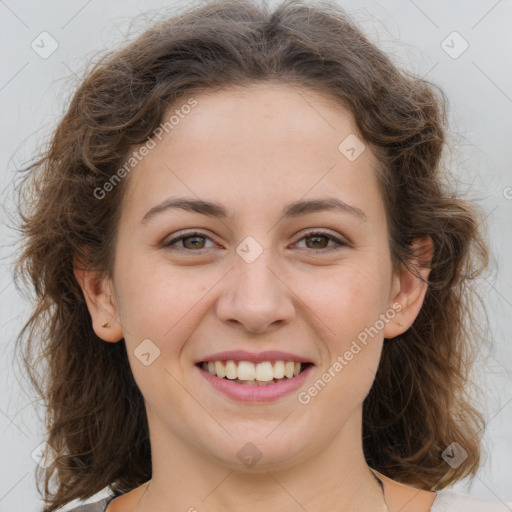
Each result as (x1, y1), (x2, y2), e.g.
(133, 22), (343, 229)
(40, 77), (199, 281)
(73, 255), (124, 343)
(384, 236), (433, 339)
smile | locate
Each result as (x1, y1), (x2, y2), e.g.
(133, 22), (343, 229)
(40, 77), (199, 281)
(196, 359), (314, 402)
(198, 360), (313, 384)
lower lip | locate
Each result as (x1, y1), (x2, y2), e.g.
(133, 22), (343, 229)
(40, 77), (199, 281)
(197, 364), (314, 402)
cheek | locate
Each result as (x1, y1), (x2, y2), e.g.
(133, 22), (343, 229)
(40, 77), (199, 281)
(296, 260), (391, 349)
(113, 261), (213, 408)
(113, 253), (215, 347)
(297, 264), (387, 417)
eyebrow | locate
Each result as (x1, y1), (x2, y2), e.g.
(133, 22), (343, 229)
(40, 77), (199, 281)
(141, 196), (367, 224)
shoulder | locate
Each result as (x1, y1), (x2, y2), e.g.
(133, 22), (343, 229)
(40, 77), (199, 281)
(431, 490), (512, 512)
(59, 494), (117, 512)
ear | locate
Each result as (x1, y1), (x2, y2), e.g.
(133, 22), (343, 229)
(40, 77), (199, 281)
(73, 254), (124, 343)
(384, 236), (434, 339)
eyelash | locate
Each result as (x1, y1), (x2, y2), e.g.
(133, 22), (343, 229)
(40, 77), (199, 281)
(163, 230), (348, 253)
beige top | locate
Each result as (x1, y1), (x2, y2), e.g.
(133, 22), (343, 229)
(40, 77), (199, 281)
(65, 490), (512, 511)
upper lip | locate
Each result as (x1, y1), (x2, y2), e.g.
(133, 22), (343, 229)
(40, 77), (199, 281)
(195, 350), (314, 364)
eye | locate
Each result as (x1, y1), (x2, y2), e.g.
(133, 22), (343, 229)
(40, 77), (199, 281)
(163, 231), (217, 251)
(162, 229), (348, 253)
(293, 230), (348, 251)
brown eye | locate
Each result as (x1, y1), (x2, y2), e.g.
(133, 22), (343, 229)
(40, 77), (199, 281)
(305, 234), (329, 249)
(294, 231), (347, 251)
(164, 232), (215, 251)
(181, 235), (207, 250)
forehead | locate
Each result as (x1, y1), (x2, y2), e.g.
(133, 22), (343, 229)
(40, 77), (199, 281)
(120, 82), (384, 225)
(169, 82), (357, 153)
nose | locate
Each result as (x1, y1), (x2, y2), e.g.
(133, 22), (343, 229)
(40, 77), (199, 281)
(216, 246), (296, 334)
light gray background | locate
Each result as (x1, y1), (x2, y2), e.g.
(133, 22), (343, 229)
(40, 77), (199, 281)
(1, 1), (511, 511)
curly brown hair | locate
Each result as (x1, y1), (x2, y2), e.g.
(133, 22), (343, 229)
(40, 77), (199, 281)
(14, 0), (490, 510)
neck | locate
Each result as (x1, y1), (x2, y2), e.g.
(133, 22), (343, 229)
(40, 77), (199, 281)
(136, 406), (387, 512)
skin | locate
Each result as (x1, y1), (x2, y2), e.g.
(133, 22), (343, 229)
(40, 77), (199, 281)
(75, 82), (437, 512)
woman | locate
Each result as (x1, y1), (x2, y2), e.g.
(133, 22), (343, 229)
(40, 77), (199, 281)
(14, 0), (511, 511)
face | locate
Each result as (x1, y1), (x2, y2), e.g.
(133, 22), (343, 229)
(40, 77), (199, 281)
(78, 82), (428, 472)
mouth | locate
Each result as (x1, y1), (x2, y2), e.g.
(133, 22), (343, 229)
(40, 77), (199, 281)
(196, 360), (314, 385)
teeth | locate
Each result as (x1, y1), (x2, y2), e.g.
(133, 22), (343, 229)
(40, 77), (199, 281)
(201, 360), (308, 382)
(273, 360), (285, 379)
(237, 361), (256, 380)
(215, 361), (226, 378)
(255, 362), (274, 381)
(225, 360), (237, 380)
(284, 361), (295, 379)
